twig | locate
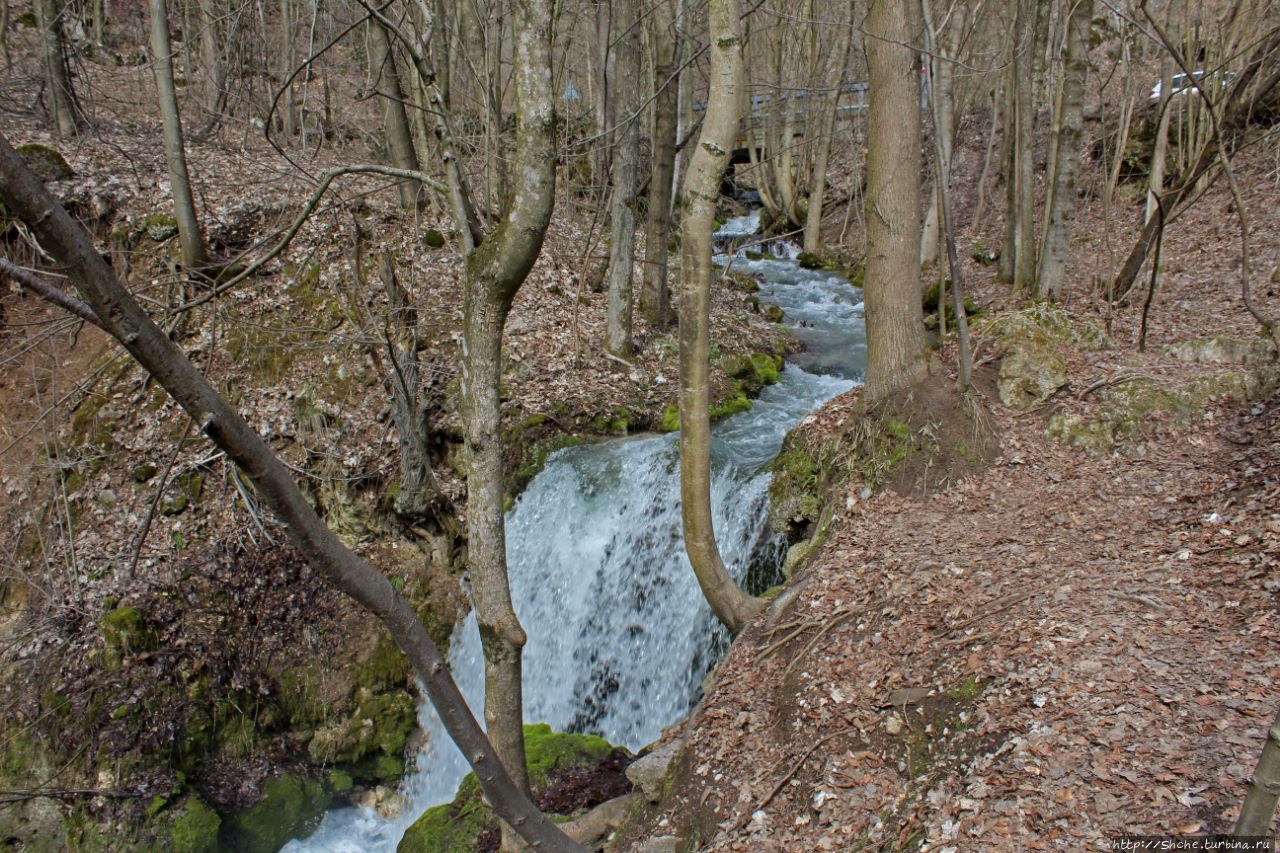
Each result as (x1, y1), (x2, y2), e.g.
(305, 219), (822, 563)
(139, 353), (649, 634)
(732, 726), (855, 832)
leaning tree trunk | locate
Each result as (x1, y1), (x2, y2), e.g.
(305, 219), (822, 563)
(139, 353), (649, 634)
(640, 0), (678, 328)
(1037, 0), (1092, 300)
(0, 133), (584, 853)
(863, 0), (929, 401)
(678, 0), (764, 637)
(35, 0), (77, 138)
(149, 0), (208, 270)
(368, 17), (422, 210)
(604, 0), (640, 359)
(458, 1), (558, 845)
(1236, 707), (1280, 836)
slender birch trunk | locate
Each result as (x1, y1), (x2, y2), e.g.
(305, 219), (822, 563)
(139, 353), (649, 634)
(149, 0), (208, 270)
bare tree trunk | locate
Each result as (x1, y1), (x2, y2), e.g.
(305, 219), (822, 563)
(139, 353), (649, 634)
(605, 0), (641, 359)
(641, 0), (678, 328)
(0, 132), (584, 853)
(803, 3), (852, 253)
(279, 0), (296, 138)
(196, 0), (225, 122)
(368, 17), (422, 210)
(1146, 52), (1174, 223)
(149, 0), (208, 270)
(678, 0), (764, 637)
(920, 0), (972, 388)
(378, 254), (444, 524)
(864, 0), (929, 401)
(35, 0), (78, 137)
(592, 0), (612, 187)
(1236, 708), (1280, 837)
(918, 3), (962, 266)
(1037, 0), (1092, 300)
(458, 2), (558, 844)
(1011, 0), (1038, 292)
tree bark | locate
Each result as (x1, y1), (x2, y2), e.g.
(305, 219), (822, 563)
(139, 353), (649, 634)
(918, 2), (961, 266)
(641, 0), (678, 328)
(863, 0), (929, 401)
(368, 17), (422, 210)
(35, 0), (78, 138)
(1236, 708), (1280, 837)
(0, 131), (583, 853)
(149, 0), (208, 270)
(802, 2), (853, 254)
(1011, 0), (1038, 292)
(1037, 0), (1092, 301)
(458, 1), (558, 842)
(678, 0), (764, 637)
(604, 0), (641, 359)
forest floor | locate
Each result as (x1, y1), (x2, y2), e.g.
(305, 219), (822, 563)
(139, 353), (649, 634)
(619, 124), (1280, 849)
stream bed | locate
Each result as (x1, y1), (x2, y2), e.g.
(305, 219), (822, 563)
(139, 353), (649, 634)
(287, 216), (867, 851)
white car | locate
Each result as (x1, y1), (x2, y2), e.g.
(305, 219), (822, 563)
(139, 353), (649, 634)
(1149, 69), (1234, 100)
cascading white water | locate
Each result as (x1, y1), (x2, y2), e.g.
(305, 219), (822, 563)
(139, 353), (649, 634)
(287, 216), (866, 852)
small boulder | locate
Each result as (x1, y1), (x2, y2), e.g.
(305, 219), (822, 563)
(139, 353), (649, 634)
(16, 144), (74, 181)
(625, 739), (683, 803)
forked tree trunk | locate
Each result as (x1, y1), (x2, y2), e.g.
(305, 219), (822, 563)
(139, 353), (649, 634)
(458, 2), (558, 844)
(864, 0), (929, 401)
(1037, 0), (1092, 300)
(368, 18), (422, 210)
(604, 0), (640, 358)
(641, 0), (678, 328)
(678, 0), (764, 637)
(0, 132), (584, 853)
(149, 0), (208, 270)
(36, 0), (78, 138)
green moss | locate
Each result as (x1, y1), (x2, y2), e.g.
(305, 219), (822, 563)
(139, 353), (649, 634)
(751, 353), (782, 385)
(143, 213), (179, 242)
(398, 724), (617, 853)
(16, 144), (74, 181)
(226, 325), (300, 382)
(307, 687), (414, 770)
(355, 633), (409, 691)
(660, 403), (681, 432)
(100, 607), (158, 671)
(796, 251), (823, 270)
(16, 9), (36, 26)
(710, 393), (751, 420)
(423, 228), (446, 249)
(131, 463), (158, 483)
(221, 774), (330, 853)
(169, 796), (221, 853)
(768, 446), (823, 533)
(327, 769), (354, 795)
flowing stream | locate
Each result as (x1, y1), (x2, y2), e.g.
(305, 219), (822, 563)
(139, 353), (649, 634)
(287, 212), (866, 852)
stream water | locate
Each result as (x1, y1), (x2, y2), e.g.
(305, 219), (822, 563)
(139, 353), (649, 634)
(287, 212), (867, 852)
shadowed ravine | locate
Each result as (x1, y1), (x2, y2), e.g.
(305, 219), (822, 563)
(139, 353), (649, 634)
(287, 213), (867, 851)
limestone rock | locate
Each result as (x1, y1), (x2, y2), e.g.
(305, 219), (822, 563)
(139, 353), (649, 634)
(626, 739), (683, 802)
(997, 343), (1067, 410)
(1164, 335), (1277, 366)
(635, 836), (681, 853)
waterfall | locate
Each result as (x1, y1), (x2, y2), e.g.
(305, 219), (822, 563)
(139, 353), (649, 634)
(288, 215), (865, 852)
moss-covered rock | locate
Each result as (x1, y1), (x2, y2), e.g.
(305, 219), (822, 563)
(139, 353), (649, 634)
(16, 144), (74, 181)
(100, 606), (158, 671)
(398, 723), (618, 853)
(1164, 335), (1277, 366)
(144, 213), (179, 242)
(168, 795), (221, 853)
(423, 228), (446, 249)
(131, 463), (158, 483)
(221, 773), (330, 853)
(978, 304), (1104, 410)
(306, 686), (414, 780)
(768, 445), (823, 535)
